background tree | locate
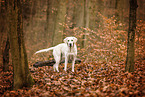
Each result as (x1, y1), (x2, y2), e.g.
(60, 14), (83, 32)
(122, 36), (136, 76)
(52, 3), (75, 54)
(125, 0), (138, 72)
(52, 0), (66, 46)
(0, 0), (9, 72)
(3, 37), (10, 72)
(46, 0), (56, 46)
(8, 0), (34, 90)
(83, 0), (89, 48)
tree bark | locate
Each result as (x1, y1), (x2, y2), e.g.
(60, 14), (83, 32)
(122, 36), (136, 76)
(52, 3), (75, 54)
(52, 0), (66, 46)
(46, 0), (56, 46)
(74, 0), (84, 27)
(3, 37), (10, 72)
(0, 0), (9, 71)
(125, 0), (138, 72)
(83, 0), (89, 48)
(8, 0), (34, 90)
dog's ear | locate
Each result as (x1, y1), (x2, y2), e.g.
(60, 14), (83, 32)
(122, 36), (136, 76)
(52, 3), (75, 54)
(73, 37), (77, 43)
(63, 37), (68, 43)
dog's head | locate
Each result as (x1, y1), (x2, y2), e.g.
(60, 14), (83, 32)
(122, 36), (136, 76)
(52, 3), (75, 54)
(64, 37), (77, 47)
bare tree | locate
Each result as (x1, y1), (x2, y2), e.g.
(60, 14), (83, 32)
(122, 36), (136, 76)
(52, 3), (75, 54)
(52, 0), (66, 46)
(8, 0), (34, 90)
(0, 0), (9, 71)
(3, 37), (10, 72)
(125, 0), (138, 72)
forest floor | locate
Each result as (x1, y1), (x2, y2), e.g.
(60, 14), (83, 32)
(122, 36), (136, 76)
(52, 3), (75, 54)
(0, 59), (145, 96)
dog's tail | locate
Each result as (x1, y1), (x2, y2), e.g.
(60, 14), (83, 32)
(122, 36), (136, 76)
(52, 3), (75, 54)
(35, 47), (54, 54)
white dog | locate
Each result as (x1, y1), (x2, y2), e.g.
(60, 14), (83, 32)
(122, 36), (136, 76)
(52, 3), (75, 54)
(35, 37), (77, 72)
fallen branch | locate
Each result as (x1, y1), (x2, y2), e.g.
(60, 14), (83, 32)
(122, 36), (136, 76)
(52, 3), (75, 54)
(33, 58), (81, 67)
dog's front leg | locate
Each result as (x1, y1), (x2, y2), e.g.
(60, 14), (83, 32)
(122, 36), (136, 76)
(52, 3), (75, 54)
(72, 55), (76, 72)
(64, 54), (68, 71)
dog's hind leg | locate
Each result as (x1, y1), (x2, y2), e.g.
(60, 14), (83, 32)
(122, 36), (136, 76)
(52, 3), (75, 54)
(53, 56), (60, 72)
(53, 50), (61, 72)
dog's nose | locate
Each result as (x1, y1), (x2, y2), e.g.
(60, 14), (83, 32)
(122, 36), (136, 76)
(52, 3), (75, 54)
(69, 43), (72, 47)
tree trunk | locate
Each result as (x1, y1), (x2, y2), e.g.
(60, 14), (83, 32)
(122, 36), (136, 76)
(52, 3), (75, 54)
(75, 0), (84, 27)
(8, 0), (34, 90)
(73, 0), (84, 48)
(83, 0), (90, 48)
(0, 0), (9, 71)
(125, 0), (138, 72)
(52, 0), (66, 46)
(46, 0), (56, 46)
(3, 37), (10, 72)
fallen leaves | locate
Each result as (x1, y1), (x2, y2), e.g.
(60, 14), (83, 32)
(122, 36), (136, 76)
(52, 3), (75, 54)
(1, 60), (145, 96)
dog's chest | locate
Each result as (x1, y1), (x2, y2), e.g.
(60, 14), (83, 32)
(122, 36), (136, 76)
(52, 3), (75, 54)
(64, 47), (76, 55)
(60, 43), (77, 55)
(68, 47), (75, 53)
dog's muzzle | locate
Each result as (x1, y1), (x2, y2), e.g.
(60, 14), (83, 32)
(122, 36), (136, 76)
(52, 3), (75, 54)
(68, 43), (73, 52)
(68, 43), (73, 47)
(69, 43), (72, 47)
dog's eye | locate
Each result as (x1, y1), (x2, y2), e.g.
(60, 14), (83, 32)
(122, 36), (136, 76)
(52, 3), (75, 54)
(71, 40), (73, 41)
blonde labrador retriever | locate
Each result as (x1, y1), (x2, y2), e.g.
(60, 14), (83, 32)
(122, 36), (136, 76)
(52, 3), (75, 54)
(35, 37), (77, 72)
